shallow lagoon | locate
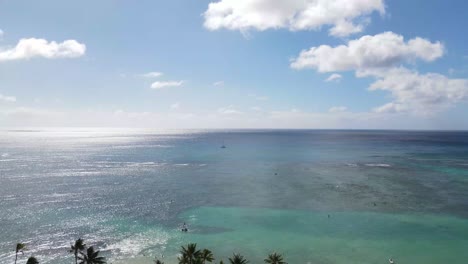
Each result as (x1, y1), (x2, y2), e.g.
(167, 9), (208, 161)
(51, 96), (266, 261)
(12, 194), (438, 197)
(110, 207), (468, 264)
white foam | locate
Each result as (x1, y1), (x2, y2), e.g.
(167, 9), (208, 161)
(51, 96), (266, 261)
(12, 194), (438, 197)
(365, 163), (391, 167)
(112, 144), (174, 149)
(127, 162), (167, 167)
(0, 159), (17, 162)
(106, 229), (170, 258)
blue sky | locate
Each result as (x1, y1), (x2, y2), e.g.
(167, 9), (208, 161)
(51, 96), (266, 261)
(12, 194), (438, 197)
(0, 0), (467, 129)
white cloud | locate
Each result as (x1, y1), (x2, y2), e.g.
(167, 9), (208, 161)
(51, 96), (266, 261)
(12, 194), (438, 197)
(170, 102), (180, 110)
(291, 32), (468, 115)
(213, 81), (224, 87)
(204, 0), (385, 37)
(329, 19), (367, 37)
(372, 102), (406, 114)
(218, 105), (243, 115)
(141, 72), (163, 78)
(0, 29), (4, 39)
(150, 81), (184, 89)
(0, 94), (16, 103)
(325, 73), (342, 82)
(0, 38), (86, 62)
(369, 68), (468, 114)
(329, 106), (348, 113)
(291, 32), (444, 72)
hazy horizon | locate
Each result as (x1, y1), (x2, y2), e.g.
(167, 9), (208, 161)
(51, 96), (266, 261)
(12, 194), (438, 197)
(2, 127), (468, 132)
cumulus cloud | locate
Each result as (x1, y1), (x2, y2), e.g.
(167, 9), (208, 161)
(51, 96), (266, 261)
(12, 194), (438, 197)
(329, 106), (348, 113)
(329, 19), (368, 37)
(0, 94), (16, 103)
(204, 0), (385, 37)
(291, 32), (444, 72)
(291, 32), (467, 114)
(0, 38), (86, 62)
(150, 81), (184, 89)
(325, 73), (342, 82)
(141, 72), (163, 78)
(369, 68), (468, 114)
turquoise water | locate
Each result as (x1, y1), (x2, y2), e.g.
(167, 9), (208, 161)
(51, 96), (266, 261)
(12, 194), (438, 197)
(1, 129), (468, 263)
(179, 207), (468, 264)
(106, 206), (468, 264)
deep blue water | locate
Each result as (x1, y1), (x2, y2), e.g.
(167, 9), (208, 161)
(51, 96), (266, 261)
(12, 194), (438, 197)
(1, 129), (467, 263)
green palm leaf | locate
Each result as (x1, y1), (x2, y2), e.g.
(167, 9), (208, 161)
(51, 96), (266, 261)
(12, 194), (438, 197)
(78, 246), (106, 264)
(179, 243), (201, 264)
(228, 254), (248, 264)
(70, 238), (86, 264)
(264, 253), (286, 264)
(200, 249), (215, 264)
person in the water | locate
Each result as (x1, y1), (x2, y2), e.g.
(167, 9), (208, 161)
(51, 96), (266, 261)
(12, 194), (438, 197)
(182, 222), (188, 232)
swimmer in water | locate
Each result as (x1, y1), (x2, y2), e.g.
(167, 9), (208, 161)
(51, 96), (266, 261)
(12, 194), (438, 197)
(389, 258), (395, 264)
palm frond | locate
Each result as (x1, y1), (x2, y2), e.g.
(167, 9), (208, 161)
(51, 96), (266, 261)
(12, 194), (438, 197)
(16, 243), (26, 253)
(228, 253), (248, 264)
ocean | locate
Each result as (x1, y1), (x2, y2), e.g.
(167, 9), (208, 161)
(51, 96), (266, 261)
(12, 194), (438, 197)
(0, 129), (467, 264)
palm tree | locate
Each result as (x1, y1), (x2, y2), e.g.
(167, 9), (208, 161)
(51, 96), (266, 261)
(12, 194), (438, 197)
(26, 256), (39, 264)
(78, 247), (106, 264)
(200, 249), (214, 264)
(193, 257), (204, 264)
(15, 243), (26, 264)
(70, 238), (86, 264)
(179, 243), (201, 264)
(228, 254), (248, 264)
(264, 253), (286, 264)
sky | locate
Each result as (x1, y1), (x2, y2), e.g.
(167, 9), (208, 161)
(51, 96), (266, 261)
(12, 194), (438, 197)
(0, 0), (467, 129)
